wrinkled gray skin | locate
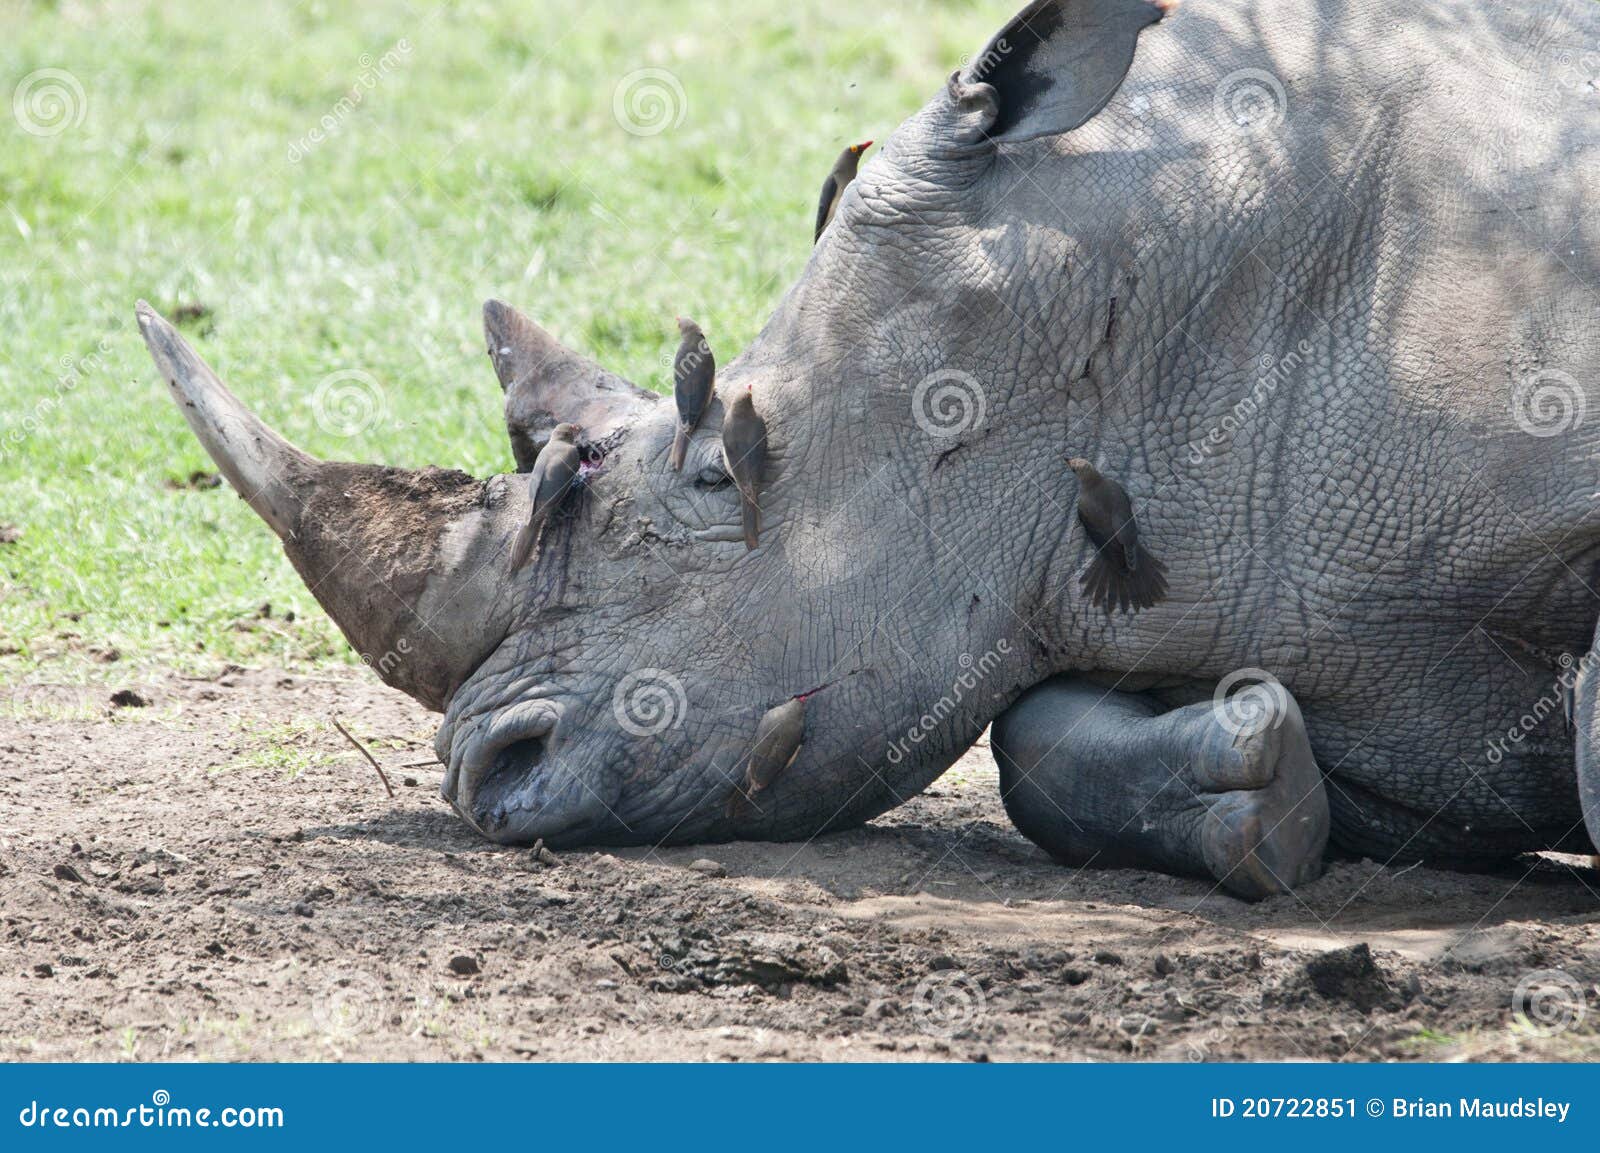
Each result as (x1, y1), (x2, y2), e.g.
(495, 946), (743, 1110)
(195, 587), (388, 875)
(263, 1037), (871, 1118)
(141, 0), (1600, 900)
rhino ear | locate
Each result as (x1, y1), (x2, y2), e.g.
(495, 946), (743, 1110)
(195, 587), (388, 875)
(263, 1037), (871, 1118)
(483, 300), (657, 471)
(960, 0), (1174, 143)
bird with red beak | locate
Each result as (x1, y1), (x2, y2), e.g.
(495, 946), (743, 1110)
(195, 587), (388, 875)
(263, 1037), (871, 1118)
(814, 139), (873, 243)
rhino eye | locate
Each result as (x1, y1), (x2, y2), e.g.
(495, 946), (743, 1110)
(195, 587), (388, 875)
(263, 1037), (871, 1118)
(695, 464), (732, 491)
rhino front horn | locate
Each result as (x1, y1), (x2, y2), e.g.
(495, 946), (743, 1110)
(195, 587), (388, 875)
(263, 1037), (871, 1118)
(136, 302), (519, 711)
(138, 300), (312, 539)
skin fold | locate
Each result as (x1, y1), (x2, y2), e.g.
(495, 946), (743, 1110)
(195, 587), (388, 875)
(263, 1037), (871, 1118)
(140, 0), (1600, 899)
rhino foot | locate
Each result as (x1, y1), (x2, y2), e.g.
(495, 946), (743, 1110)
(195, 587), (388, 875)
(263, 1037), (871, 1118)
(992, 676), (1330, 900)
(1191, 695), (1330, 899)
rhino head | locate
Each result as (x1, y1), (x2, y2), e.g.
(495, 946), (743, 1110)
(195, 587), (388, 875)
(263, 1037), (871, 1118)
(141, 0), (1179, 846)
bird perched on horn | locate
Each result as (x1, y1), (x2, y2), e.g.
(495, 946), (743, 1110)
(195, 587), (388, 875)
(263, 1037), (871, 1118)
(670, 317), (715, 472)
(509, 423), (582, 572)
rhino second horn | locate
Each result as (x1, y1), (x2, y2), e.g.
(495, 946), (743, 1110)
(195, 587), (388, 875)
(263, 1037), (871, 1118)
(484, 298), (657, 470)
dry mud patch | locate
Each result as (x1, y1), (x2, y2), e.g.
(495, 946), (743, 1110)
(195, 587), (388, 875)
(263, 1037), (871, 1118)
(2, 667), (1598, 1061)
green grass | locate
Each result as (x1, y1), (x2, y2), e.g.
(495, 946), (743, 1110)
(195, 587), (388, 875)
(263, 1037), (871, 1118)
(0, 0), (998, 678)
(214, 717), (342, 780)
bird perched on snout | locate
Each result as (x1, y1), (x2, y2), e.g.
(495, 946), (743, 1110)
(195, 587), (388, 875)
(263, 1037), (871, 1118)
(721, 386), (769, 550)
(509, 423), (582, 572)
(1066, 457), (1168, 614)
(670, 317), (715, 472)
(726, 696), (806, 817)
(814, 140), (872, 244)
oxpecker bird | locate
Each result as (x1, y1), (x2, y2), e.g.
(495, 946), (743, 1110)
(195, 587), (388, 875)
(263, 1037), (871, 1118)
(727, 696), (807, 817)
(1066, 457), (1168, 614)
(721, 386), (769, 551)
(814, 140), (873, 244)
(509, 423), (582, 572)
(670, 317), (715, 471)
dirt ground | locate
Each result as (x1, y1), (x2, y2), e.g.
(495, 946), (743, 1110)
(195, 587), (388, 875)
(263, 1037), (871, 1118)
(3, 664), (1599, 1062)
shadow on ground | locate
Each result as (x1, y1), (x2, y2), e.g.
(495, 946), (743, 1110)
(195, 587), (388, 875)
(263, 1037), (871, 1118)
(3, 667), (1597, 1061)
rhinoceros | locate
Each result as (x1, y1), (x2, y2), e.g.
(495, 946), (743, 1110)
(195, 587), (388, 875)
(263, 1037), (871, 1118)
(138, 0), (1600, 900)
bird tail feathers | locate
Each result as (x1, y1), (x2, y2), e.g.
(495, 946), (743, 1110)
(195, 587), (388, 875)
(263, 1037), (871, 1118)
(1081, 546), (1168, 614)
(669, 424), (691, 472)
(509, 519), (539, 573)
(740, 492), (761, 551)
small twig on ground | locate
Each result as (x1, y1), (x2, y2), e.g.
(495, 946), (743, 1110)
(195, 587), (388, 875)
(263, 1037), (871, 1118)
(399, 756), (442, 768)
(331, 716), (395, 799)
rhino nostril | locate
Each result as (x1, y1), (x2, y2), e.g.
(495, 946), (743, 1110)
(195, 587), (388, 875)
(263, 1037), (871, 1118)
(494, 735), (548, 779)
